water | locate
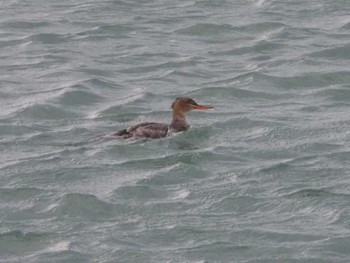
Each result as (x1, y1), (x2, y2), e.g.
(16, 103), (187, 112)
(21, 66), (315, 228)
(1, 0), (350, 262)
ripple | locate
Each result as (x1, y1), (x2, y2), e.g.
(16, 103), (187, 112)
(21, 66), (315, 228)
(118, 58), (199, 74)
(237, 21), (286, 34)
(207, 195), (260, 213)
(0, 187), (44, 201)
(73, 78), (122, 91)
(76, 24), (134, 39)
(0, 230), (58, 257)
(176, 23), (236, 36)
(208, 42), (284, 57)
(44, 240), (71, 253)
(111, 184), (169, 201)
(319, 236), (350, 258)
(191, 85), (279, 100)
(308, 43), (350, 59)
(57, 88), (104, 106)
(32, 249), (88, 263)
(0, 123), (43, 137)
(342, 22), (350, 29)
(284, 188), (350, 200)
(313, 87), (350, 103)
(177, 241), (250, 261)
(0, 36), (31, 48)
(1, 21), (50, 29)
(14, 104), (81, 120)
(284, 188), (331, 198)
(254, 71), (350, 89)
(29, 33), (72, 44)
(176, 21), (285, 39)
(51, 193), (122, 220)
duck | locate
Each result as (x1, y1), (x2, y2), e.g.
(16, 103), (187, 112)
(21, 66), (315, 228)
(114, 97), (213, 138)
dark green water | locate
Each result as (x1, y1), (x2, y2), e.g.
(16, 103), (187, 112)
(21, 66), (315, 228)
(1, 0), (350, 262)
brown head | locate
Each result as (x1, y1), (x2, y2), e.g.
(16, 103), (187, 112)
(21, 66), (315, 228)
(171, 97), (214, 114)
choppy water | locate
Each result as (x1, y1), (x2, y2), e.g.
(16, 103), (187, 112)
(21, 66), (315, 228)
(1, 0), (350, 262)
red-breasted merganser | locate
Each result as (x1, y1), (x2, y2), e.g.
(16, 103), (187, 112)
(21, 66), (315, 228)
(114, 97), (213, 138)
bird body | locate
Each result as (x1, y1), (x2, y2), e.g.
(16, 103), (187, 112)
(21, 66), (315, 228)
(114, 97), (213, 139)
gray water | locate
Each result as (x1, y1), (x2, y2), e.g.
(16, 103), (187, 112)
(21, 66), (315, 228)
(1, 0), (350, 262)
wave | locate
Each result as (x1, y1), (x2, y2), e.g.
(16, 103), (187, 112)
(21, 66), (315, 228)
(50, 193), (122, 220)
(176, 21), (285, 37)
(76, 24), (134, 39)
(57, 89), (104, 106)
(1, 21), (50, 30)
(14, 104), (81, 120)
(0, 187), (44, 201)
(308, 43), (350, 59)
(252, 71), (350, 89)
(28, 33), (72, 44)
(176, 23), (237, 36)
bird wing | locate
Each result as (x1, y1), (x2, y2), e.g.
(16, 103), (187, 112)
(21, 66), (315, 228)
(127, 122), (169, 138)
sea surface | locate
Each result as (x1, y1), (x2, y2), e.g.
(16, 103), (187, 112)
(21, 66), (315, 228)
(1, 0), (350, 262)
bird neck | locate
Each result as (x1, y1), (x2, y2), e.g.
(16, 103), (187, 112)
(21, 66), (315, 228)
(170, 111), (189, 132)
